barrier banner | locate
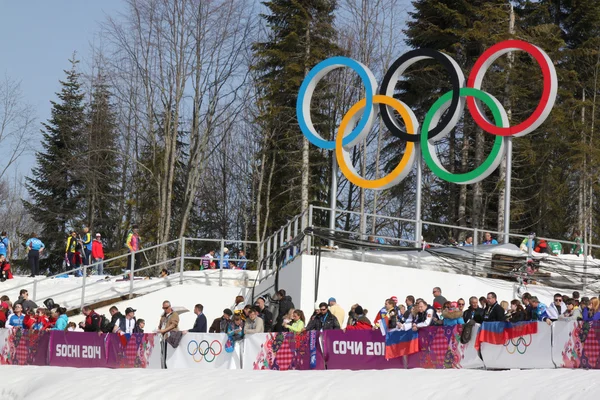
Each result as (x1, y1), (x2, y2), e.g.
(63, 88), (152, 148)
(106, 333), (161, 369)
(321, 329), (404, 370)
(0, 328), (50, 366)
(165, 333), (241, 369)
(243, 331), (324, 370)
(553, 320), (600, 369)
(406, 325), (484, 369)
(480, 321), (554, 369)
(48, 331), (108, 368)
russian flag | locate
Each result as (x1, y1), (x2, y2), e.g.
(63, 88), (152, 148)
(385, 329), (419, 359)
(475, 321), (538, 350)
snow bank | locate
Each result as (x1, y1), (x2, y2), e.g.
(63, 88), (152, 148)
(1, 366), (597, 400)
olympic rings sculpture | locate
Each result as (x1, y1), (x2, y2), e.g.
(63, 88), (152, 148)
(187, 339), (222, 363)
(504, 334), (533, 355)
(297, 40), (558, 190)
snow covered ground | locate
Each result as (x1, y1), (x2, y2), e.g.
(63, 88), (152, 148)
(0, 269), (256, 311)
(1, 366), (599, 400)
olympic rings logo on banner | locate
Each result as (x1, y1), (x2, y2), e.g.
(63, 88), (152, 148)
(187, 339), (223, 363)
(297, 40), (558, 190)
(503, 334), (532, 355)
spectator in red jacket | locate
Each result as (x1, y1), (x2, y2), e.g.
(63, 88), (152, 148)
(79, 306), (102, 332)
(23, 309), (36, 329)
(91, 234), (105, 276)
(0, 255), (13, 281)
(346, 305), (372, 330)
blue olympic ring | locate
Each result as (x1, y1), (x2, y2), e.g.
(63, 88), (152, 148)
(297, 56), (377, 150)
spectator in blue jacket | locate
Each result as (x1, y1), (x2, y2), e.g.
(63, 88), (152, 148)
(184, 304), (207, 333)
(6, 303), (24, 328)
(528, 296), (552, 325)
(51, 307), (68, 330)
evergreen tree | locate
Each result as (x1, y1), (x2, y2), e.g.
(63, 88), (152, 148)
(252, 0), (339, 233)
(24, 57), (86, 270)
(83, 73), (120, 249)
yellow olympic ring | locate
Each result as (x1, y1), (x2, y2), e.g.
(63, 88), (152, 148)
(336, 95), (417, 190)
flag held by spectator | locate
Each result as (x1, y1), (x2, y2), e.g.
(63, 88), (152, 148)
(475, 321), (538, 350)
(385, 329), (419, 359)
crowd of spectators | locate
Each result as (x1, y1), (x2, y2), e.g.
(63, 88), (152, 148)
(0, 285), (594, 346)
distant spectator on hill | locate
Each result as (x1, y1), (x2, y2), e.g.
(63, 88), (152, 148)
(462, 236), (473, 247)
(158, 301), (179, 337)
(244, 307), (264, 334)
(237, 250), (248, 270)
(328, 297), (345, 327)
(482, 232), (498, 245)
(126, 225), (142, 271)
(209, 309), (232, 333)
(202, 250), (215, 269)
(306, 302), (340, 331)
(91, 233), (105, 275)
(483, 292), (505, 322)
(571, 230), (583, 255)
(284, 309), (305, 333)
(222, 247), (231, 269)
(432, 287), (448, 306)
(185, 304), (207, 334)
(0, 231), (11, 260)
(254, 297), (273, 332)
(0, 255), (11, 282)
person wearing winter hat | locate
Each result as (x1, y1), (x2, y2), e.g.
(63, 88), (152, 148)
(346, 305), (372, 330)
(432, 301), (444, 325)
(328, 297), (345, 327)
(442, 301), (465, 326)
(222, 247), (230, 269)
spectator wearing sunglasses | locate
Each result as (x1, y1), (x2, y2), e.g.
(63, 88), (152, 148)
(306, 302), (340, 331)
(546, 293), (566, 321)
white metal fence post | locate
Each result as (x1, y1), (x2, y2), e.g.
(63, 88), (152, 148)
(32, 280), (37, 303)
(81, 265), (87, 310)
(129, 252), (135, 299)
(179, 237), (185, 285)
(219, 239), (224, 287)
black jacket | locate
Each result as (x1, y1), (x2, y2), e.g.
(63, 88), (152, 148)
(306, 312), (340, 331)
(483, 303), (506, 322)
(109, 312), (124, 332)
(258, 307), (274, 332)
(463, 307), (484, 324)
(506, 310), (527, 323)
(189, 313), (207, 333)
(274, 296), (295, 332)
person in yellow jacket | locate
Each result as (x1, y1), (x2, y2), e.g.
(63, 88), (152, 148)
(328, 297), (345, 327)
(65, 231), (79, 271)
(126, 225), (141, 272)
(284, 310), (305, 333)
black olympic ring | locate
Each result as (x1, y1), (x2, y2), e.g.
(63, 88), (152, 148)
(378, 48), (465, 143)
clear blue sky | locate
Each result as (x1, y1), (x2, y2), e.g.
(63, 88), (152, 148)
(0, 0), (125, 180)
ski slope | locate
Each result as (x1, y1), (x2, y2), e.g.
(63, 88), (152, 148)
(1, 366), (597, 400)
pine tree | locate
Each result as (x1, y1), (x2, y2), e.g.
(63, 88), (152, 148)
(252, 0), (339, 234)
(83, 73), (120, 249)
(24, 57), (86, 270)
